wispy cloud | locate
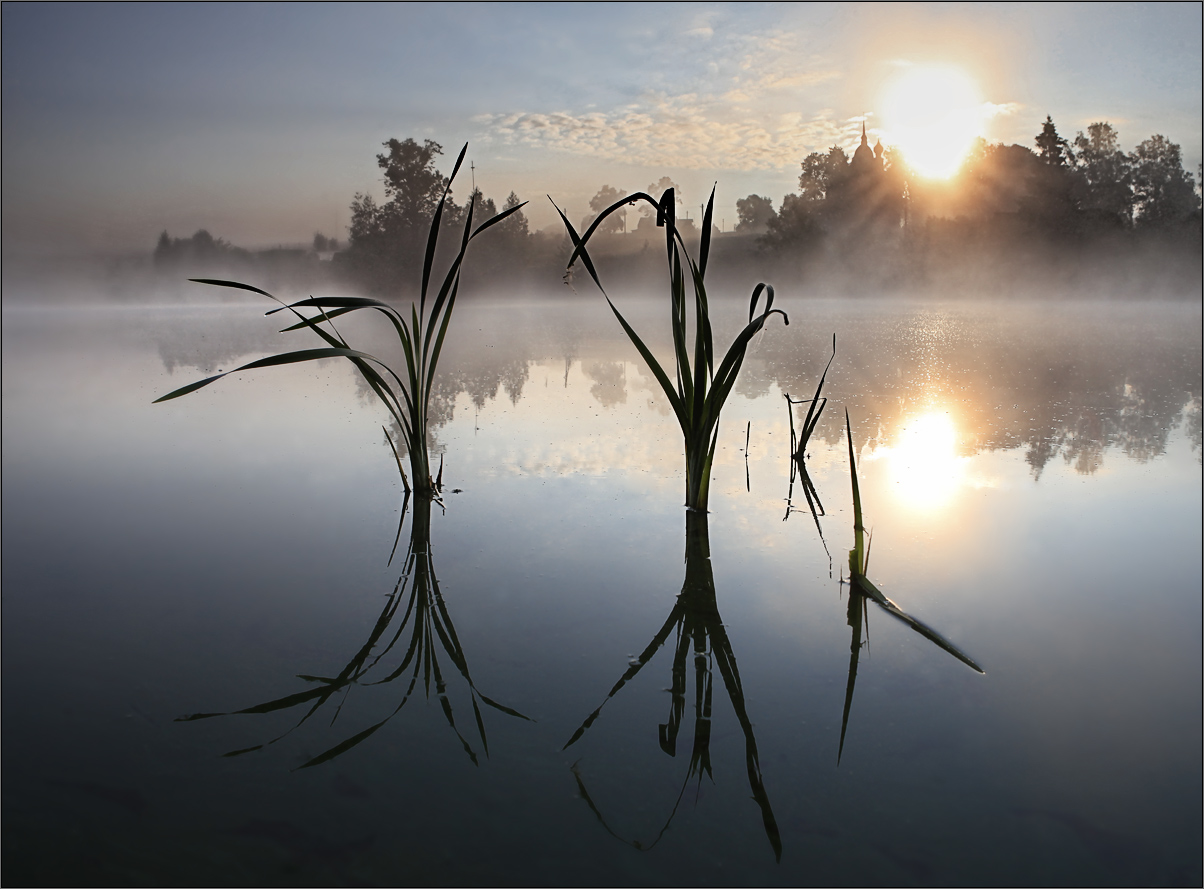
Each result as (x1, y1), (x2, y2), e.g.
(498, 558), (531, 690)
(982, 101), (1022, 118)
(476, 28), (851, 171)
(476, 99), (858, 171)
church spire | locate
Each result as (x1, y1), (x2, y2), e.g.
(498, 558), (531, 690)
(861, 121), (868, 146)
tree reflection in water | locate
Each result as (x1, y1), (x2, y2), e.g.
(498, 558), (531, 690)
(176, 494), (529, 766)
(565, 511), (782, 861)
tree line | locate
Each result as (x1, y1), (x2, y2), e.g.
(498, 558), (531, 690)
(744, 118), (1198, 237)
(737, 117), (1201, 293)
(154, 117), (1201, 298)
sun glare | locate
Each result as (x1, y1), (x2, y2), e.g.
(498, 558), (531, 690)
(882, 411), (964, 512)
(878, 65), (985, 179)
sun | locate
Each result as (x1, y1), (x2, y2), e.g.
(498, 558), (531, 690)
(877, 64), (985, 179)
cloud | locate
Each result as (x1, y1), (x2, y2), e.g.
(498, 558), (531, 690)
(982, 101), (1022, 118)
(684, 10), (716, 39)
(478, 99), (859, 171)
(475, 27), (849, 171)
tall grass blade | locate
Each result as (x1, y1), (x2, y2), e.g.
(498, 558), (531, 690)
(699, 183), (715, 278)
(792, 334), (836, 457)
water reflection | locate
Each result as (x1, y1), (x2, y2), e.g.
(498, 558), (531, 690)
(754, 304), (1202, 476)
(154, 300), (1202, 478)
(877, 410), (967, 512)
(565, 512), (782, 861)
(784, 452), (832, 574)
(838, 414), (985, 762)
(176, 495), (528, 765)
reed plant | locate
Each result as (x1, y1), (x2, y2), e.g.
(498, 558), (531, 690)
(843, 410), (983, 672)
(834, 410), (983, 763)
(553, 186), (787, 512)
(154, 144), (524, 497)
(786, 333), (836, 461)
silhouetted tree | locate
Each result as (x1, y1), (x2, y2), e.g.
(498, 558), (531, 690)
(1073, 122), (1133, 228)
(467, 187), (498, 222)
(378, 138), (448, 223)
(1035, 115), (1073, 167)
(1021, 118), (1080, 234)
(153, 229), (246, 268)
(633, 177), (681, 232)
(585, 185), (629, 234)
(340, 138), (453, 293)
(760, 194), (824, 256)
(735, 194), (776, 233)
(498, 192), (529, 241)
(1129, 134), (1199, 227)
(798, 147), (850, 203)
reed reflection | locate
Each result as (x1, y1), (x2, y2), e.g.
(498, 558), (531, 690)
(176, 494), (529, 766)
(837, 411), (984, 763)
(565, 512), (782, 861)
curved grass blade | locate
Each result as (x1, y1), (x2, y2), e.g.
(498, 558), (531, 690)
(189, 278), (277, 300)
(564, 191), (659, 271)
(265, 296), (400, 318)
(279, 306), (358, 331)
(153, 347), (388, 403)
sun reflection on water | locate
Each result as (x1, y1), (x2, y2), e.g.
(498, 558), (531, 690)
(873, 410), (967, 513)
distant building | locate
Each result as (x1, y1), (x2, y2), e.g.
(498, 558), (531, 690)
(830, 122), (906, 238)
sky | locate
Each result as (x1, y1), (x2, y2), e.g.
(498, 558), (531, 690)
(3, 2), (1201, 256)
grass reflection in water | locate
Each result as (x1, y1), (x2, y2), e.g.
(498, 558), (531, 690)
(783, 333), (837, 572)
(565, 511), (782, 862)
(838, 409), (985, 763)
(176, 494), (530, 767)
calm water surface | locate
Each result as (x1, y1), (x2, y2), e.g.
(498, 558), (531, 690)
(3, 292), (1201, 885)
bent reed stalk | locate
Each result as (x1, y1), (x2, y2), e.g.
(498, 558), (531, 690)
(154, 144), (525, 498)
(553, 185), (788, 512)
(844, 410), (984, 674)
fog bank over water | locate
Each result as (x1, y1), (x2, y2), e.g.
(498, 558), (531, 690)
(37, 293), (1190, 484)
(3, 225), (1201, 309)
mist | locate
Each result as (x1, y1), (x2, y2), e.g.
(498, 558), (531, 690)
(6, 114), (1200, 309)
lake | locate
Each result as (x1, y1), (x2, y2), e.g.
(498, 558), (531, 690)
(3, 289), (1201, 886)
